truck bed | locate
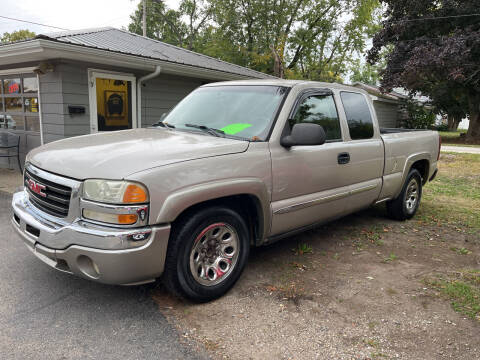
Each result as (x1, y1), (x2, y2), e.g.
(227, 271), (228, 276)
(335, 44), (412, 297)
(380, 128), (432, 134)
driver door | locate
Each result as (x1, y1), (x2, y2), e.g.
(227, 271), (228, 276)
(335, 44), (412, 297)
(269, 90), (352, 236)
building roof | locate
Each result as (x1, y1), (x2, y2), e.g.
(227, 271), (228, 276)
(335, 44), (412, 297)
(34, 27), (272, 79)
(352, 82), (408, 103)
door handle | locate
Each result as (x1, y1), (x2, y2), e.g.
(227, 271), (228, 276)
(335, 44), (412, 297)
(338, 152), (350, 165)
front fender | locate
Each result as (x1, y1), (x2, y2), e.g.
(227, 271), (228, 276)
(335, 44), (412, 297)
(155, 178), (271, 240)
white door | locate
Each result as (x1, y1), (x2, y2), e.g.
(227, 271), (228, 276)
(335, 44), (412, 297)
(88, 70), (137, 133)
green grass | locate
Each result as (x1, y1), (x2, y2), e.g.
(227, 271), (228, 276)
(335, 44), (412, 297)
(419, 153), (480, 231)
(425, 270), (480, 321)
(439, 130), (480, 146)
(438, 130), (467, 139)
(442, 143), (480, 148)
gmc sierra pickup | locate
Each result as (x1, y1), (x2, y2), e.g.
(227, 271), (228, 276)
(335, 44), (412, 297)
(11, 80), (440, 301)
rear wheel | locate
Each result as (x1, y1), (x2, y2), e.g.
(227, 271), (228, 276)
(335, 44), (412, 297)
(163, 206), (250, 302)
(386, 169), (423, 221)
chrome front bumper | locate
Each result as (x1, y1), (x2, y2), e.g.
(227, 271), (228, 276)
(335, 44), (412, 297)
(11, 191), (171, 285)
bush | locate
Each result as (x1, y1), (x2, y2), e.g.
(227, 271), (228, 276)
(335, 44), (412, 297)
(402, 101), (436, 129)
(433, 124), (450, 131)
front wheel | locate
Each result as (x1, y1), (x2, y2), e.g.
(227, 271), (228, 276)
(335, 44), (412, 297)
(163, 206), (250, 302)
(386, 169), (423, 221)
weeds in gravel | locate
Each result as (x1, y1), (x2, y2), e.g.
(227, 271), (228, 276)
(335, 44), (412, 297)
(267, 281), (307, 305)
(363, 338), (379, 348)
(450, 247), (472, 255)
(425, 270), (480, 321)
(370, 352), (389, 359)
(383, 253), (398, 263)
(293, 243), (312, 255)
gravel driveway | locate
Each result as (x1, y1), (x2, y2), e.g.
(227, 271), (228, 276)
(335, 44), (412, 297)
(0, 190), (208, 360)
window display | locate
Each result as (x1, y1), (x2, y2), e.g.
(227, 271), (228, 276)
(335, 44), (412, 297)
(0, 75), (39, 132)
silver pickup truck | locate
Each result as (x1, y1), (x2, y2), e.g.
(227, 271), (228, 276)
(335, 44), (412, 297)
(11, 80), (440, 301)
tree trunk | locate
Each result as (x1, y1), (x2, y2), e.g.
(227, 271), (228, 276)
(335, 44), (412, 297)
(447, 114), (455, 130)
(466, 93), (480, 143)
(453, 115), (462, 131)
(270, 45), (284, 78)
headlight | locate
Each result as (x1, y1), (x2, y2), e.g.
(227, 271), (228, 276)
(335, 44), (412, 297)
(83, 180), (148, 204)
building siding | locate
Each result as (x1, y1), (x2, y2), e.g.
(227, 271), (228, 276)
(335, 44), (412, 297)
(373, 101), (399, 128)
(2, 60), (205, 170)
(141, 74), (203, 127)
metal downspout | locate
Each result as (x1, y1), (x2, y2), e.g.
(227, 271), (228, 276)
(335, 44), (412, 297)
(36, 73), (44, 145)
(137, 65), (162, 128)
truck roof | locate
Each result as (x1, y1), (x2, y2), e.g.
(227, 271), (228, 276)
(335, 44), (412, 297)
(202, 79), (368, 94)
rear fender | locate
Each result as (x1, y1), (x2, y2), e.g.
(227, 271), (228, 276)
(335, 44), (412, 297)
(394, 152), (432, 199)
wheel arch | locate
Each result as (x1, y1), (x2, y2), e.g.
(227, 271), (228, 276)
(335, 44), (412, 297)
(410, 159), (430, 185)
(155, 179), (270, 245)
(402, 153), (431, 185)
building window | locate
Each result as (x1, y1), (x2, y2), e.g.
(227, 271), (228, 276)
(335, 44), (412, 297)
(0, 75), (39, 132)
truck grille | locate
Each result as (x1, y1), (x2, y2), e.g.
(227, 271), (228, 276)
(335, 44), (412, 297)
(24, 169), (72, 218)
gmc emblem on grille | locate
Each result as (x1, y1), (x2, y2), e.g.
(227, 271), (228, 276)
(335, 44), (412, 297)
(27, 179), (47, 197)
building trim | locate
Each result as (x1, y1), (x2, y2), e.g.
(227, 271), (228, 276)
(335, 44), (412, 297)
(0, 39), (264, 81)
(0, 67), (37, 75)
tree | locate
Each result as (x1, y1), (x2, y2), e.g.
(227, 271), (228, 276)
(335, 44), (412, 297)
(368, 0), (480, 142)
(1, 30), (35, 43)
(350, 59), (382, 85)
(129, 0), (381, 80)
(427, 83), (467, 131)
(128, 0), (211, 50)
(206, 0), (381, 79)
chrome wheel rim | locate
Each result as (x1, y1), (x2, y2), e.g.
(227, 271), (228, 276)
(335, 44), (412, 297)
(189, 223), (239, 287)
(405, 178), (419, 212)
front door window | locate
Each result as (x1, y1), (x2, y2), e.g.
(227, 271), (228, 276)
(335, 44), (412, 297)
(95, 78), (133, 131)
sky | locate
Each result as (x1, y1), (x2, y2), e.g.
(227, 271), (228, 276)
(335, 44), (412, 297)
(0, 0), (179, 35)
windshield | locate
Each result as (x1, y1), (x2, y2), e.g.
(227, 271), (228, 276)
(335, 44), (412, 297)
(161, 85), (288, 140)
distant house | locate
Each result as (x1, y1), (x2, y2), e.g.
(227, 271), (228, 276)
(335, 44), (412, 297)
(0, 27), (272, 168)
(352, 82), (409, 128)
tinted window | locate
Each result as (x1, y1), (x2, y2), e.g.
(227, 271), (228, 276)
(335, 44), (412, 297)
(291, 94), (341, 141)
(340, 92), (374, 140)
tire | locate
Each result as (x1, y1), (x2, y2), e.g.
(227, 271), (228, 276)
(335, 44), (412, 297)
(386, 169), (423, 221)
(163, 206), (250, 302)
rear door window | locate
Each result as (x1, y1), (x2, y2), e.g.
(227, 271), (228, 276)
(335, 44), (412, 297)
(340, 92), (374, 140)
(291, 94), (342, 141)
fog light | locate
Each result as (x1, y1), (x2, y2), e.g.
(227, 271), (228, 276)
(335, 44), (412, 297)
(77, 255), (100, 279)
(83, 209), (138, 225)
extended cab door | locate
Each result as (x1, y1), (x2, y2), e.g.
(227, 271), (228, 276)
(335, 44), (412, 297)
(338, 91), (384, 213)
(269, 89), (354, 236)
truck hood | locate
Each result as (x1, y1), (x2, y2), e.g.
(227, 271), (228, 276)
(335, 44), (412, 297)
(27, 128), (249, 180)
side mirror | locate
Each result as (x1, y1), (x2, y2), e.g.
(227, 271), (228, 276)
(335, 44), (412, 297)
(281, 123), (326, 147)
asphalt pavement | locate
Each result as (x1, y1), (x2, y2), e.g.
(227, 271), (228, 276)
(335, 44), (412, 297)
(0, 190), (208, 360)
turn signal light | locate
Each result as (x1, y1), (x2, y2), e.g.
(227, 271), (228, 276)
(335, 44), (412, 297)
(123, 184), (148, 203)
(83, 209), (138, 225)
(118, 214), (138, 225)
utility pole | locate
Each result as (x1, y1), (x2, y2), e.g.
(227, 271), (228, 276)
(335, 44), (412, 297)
(142, 0), (147, 37)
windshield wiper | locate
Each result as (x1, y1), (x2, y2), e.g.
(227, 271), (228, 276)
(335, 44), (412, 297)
(185, 123), (225, 137)
(153, 121), (175, 129)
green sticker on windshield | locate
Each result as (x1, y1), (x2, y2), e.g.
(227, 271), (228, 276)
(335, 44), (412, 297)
(220, 123), (252, 135)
